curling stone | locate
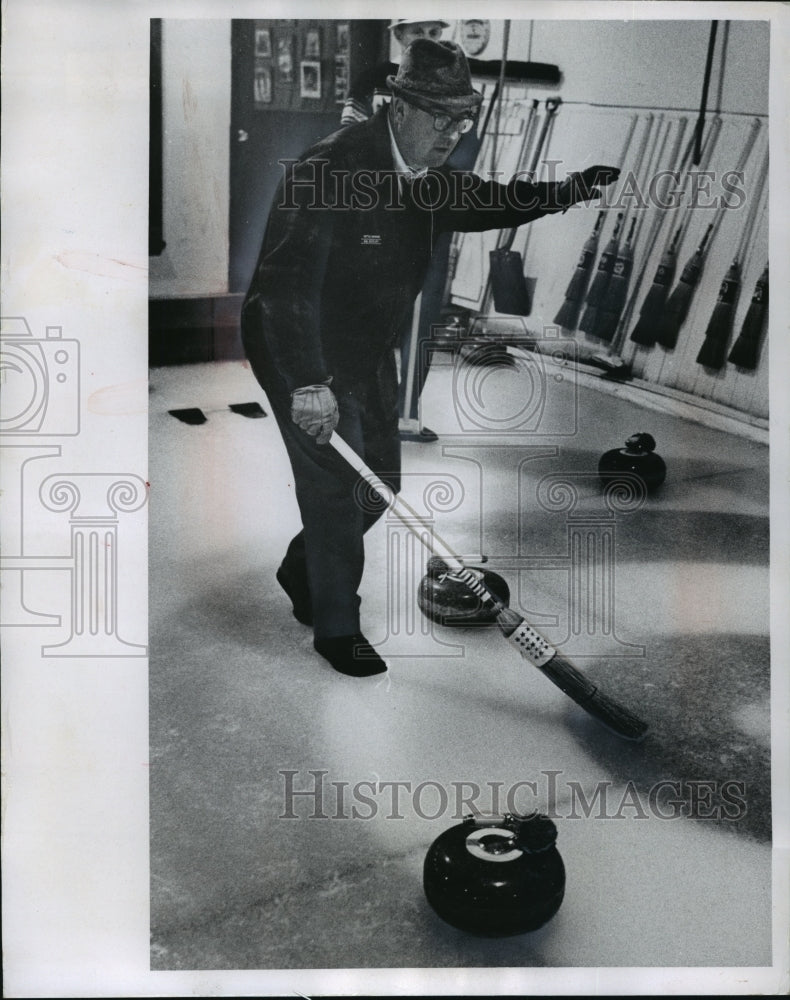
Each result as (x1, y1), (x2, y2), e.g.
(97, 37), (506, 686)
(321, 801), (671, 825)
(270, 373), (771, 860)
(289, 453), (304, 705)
(423, 812), (565, 936)
(598, 432), (667, 494)
(418, 557), (510, 627)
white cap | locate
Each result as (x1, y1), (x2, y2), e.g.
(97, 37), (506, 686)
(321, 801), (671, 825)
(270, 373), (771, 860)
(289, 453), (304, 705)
(388, 18), (451, 30)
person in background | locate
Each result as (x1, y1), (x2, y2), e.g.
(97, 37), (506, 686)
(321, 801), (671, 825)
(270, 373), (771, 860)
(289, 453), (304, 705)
(341, 18), (556, 442)
(241, 39), (617, 678)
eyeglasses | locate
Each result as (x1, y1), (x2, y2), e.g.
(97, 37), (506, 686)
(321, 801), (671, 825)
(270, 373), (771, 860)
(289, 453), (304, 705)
(406, 98), (478, 134)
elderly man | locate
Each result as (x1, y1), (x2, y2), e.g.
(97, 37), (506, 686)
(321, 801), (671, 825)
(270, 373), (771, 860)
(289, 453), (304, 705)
(241, 39), (618, 677)
(342, 19), (561, 442)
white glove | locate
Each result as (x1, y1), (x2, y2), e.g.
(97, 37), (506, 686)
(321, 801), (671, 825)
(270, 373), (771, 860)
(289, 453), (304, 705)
(290, 384), (339, 445)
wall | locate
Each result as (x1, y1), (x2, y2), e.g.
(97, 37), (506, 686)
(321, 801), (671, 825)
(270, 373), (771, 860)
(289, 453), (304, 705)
(148, 20), (231, 299)
(446, 18), (770, 422)
(150, 18), (770, 423)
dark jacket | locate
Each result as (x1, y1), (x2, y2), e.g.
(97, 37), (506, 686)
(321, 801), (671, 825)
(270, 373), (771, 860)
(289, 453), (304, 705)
(242, 106), (564, 397)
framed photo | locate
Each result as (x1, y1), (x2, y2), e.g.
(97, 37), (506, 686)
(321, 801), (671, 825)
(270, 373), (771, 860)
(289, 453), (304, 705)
(254, 26), (271, 58)
(254, 63), (272, 104)
(334, 55), (349, 103)
(276, 33), (294, 84)
(304, 28), (321, 59)
(336, 22), (349, 54)
(300, 60), (321, 99)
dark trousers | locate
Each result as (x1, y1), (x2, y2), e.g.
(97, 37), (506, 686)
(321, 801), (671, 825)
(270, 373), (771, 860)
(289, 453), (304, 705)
(269, 371), (401, 639)
(398, 231), (453, 421)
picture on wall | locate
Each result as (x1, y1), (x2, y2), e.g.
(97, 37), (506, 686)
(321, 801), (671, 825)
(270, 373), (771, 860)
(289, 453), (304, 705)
(304, 28), (321, 59)
(336, 22), (349, 54)
(334, 54), (349, 103)
(276, 33), (294, 83)
(254, 63), (272, 104)
(300, 59), (321, 99)
(254, 26), (271, 58)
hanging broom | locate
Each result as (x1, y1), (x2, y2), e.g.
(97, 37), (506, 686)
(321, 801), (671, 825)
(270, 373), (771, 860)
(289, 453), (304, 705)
(578, 212), (624, 334)
(552, 113), (638, 330)
(653, 223), (714, 349)
(629, 226), (682, 345)
(629, 116), (722, 347)
(695, 257), (742, 368)
(591, 216), (638, 342)
(654, 117), (762, 350)
(553, 210), (605, 328)
(728, 264), (768, 369)
(696, 144), (768, 369)
(591, 116), (686, 376)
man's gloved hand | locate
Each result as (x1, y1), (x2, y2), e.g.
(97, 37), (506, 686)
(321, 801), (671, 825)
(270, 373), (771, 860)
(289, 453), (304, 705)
(290, 384), (339, 445)
(556, 165), (620, 210)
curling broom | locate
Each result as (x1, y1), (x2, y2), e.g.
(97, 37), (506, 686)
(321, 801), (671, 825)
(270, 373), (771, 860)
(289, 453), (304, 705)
(655, 116), (762, 350)
(629, 116), (722, 347)
(591, 215), (638, 342)
(553, 113), (639, 329)
(728, 263), (768, 369)
(578, 212), (624, 334)
(329, 432), (649, 742)
(696, 144), (768, 369)
(553, 210), (606, 329)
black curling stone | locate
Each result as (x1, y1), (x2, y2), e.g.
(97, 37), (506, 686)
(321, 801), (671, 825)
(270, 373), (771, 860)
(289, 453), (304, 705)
(423, 813), (566, 936)
(417, 561), (510, 627)
(598, 432), (667, 493)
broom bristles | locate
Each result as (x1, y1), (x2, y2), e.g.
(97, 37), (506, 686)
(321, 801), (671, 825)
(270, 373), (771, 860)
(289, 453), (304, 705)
(696, 304), (735, 368)
(654, 282), (694, 348)
(588, 263), (632, 340)
(629, 256), (678, 345)
(578, 303), (600, 335)
(696, 262), (740, 369)
(591, 308), (622, 343)
(554, 296), (584, 329)
(629, 314), (659, 346)
(583, 256), (615, 307)
(563, 265), (594, 304)
(728, 270), (768, 369)
(727, 306), (766, 368)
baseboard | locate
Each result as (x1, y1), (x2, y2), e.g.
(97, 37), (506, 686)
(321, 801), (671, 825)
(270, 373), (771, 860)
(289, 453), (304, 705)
(149, 294), (245, 365)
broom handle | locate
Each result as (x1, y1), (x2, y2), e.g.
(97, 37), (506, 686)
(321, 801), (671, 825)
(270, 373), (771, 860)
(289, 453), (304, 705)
(693, 20), (719, 165)
(673, 116), (723, 251)
(734, 141), (769, 264)
(402, 292), (422, 426)
(680, 116), (761, 267)
(329, 433), (465, 572)
(620, 112), (656, 243)
(615, 117), (688, 352)
(489, 19), (511, 174)
(632, 113), (669, 248)
(706, 116), (763, 250)
(499, 96), (560, 253)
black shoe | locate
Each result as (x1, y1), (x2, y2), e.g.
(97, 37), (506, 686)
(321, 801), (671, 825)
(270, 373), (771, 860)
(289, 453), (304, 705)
(400, 425), (439, 443)
(313, 634), (387, 677)
(276, 565), (312, 626)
